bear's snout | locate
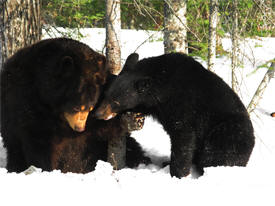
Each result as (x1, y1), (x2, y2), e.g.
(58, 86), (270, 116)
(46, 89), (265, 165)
(64, 111), (89, 132)
(95, 104), (117, 120)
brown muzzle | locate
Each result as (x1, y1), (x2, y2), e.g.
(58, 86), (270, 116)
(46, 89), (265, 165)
(64, 106), (93, 132)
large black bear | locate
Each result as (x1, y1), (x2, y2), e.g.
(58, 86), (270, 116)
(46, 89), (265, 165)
(95, 53), (255, 178)
(0, 38), (149, 173)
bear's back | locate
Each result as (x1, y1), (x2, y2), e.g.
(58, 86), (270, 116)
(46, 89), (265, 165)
(136, 53), (246, 115)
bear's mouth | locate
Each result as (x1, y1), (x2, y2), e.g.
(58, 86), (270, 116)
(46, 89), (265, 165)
(105, 112), (117, 120)
(64, 106), (93, 132)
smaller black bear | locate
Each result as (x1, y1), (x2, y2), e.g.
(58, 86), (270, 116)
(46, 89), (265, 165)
(96, 53), (255, 178)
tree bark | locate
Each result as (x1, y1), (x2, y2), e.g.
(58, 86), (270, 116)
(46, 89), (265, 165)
(247, 60), (275, 114)
(105, 0), (125, 170)
(164, 0), (188, 54)
(0, 0), (6, 71)
(105, 0), (121, 75)
(207, 0), (218, 72)
(231, 0), (239, 92)
(3, 0), (41, 59)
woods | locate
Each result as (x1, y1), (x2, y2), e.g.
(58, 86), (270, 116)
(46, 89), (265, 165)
(0, 0), (274, 169)
(0, 1), (275, 204)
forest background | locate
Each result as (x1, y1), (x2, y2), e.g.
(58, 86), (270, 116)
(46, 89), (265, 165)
(42, 0), (275, 59)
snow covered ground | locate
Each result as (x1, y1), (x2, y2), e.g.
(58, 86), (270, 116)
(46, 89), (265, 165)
(0, 28), (275, 206)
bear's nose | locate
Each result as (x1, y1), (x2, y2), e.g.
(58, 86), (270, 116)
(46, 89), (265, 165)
(74, 125), (85, 132)
(95, 104), (116, 120)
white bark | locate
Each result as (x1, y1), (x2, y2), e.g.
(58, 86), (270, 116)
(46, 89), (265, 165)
(105, 0), (125, 170)
(207, 0), (218, 72)
(247, 60), (275, 114)
(3, 0), (41, 58)
(105, 0), (121, 75)
(0, 0), (6, 69)
(231, 0), (239, 92)
(164, 0), (188, 54)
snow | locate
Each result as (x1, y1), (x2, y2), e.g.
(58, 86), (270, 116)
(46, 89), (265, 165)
(1, 28), (275, 206)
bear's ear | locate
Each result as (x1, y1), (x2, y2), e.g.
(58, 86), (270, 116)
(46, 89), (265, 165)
(95, 55), (106, 71)
(121, 53), (139, 74)
(94, 55), (108, 85)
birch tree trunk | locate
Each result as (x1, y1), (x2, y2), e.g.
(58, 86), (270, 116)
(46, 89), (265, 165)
(247, 60), (275, 114)
(0, 0), (6, 71)
(3, 0), (41, 59)
(231, 0), (239, 92)
(105, 0), (121, 75)
(105, 0), (125, 170)
(164, 0), (188, 54)
(207, 0), (218, 72)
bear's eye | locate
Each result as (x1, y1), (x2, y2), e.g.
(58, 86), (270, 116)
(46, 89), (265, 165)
(73, 105), (86, 112)
(135, 79), (151, 94)
(73, 106), (81, 112)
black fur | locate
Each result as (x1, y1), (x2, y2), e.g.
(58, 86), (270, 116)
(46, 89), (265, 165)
(96, 53), (255, 178)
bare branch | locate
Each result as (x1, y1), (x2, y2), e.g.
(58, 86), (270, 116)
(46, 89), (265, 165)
(247, 59), (275, 114)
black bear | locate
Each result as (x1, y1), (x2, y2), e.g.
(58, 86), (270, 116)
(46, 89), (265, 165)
(1, 38), (149, 173)
(95, 53), (255, 178)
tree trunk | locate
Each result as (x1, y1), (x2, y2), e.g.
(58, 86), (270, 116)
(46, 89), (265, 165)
(231, 0), (239, 92)
(247, 60), (275, 114)
(105, 0), (125, 170)
(0, 0), (6, 71)
(207, 0), (218, 72)
(105, 0), (121, 75)
(164, 0), (188, 54)
(3, 0), (41, 60)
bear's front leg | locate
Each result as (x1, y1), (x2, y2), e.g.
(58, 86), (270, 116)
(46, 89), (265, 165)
(169, 131), (196, 178)
(21, 134), (52, 171)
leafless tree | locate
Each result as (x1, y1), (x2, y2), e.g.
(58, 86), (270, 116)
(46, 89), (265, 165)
(164, 0), (188, 54)
(0, 0), (41, 68)
(106, 0), (121, 75)
(207, 0), (218, 72)
(105, 0), (125, 169)
(0, 0), (7, 71)
(231, 0), (239, 93)
(247, 60), (275, 114)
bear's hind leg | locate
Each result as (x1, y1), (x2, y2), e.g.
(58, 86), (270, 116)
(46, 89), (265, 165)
(198, 115), (255, 168)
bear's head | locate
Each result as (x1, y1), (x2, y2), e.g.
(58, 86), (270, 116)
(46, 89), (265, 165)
(95, 53), (153, 121)
(60, 52), (107, 132)
(35, 38), (108, 132)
